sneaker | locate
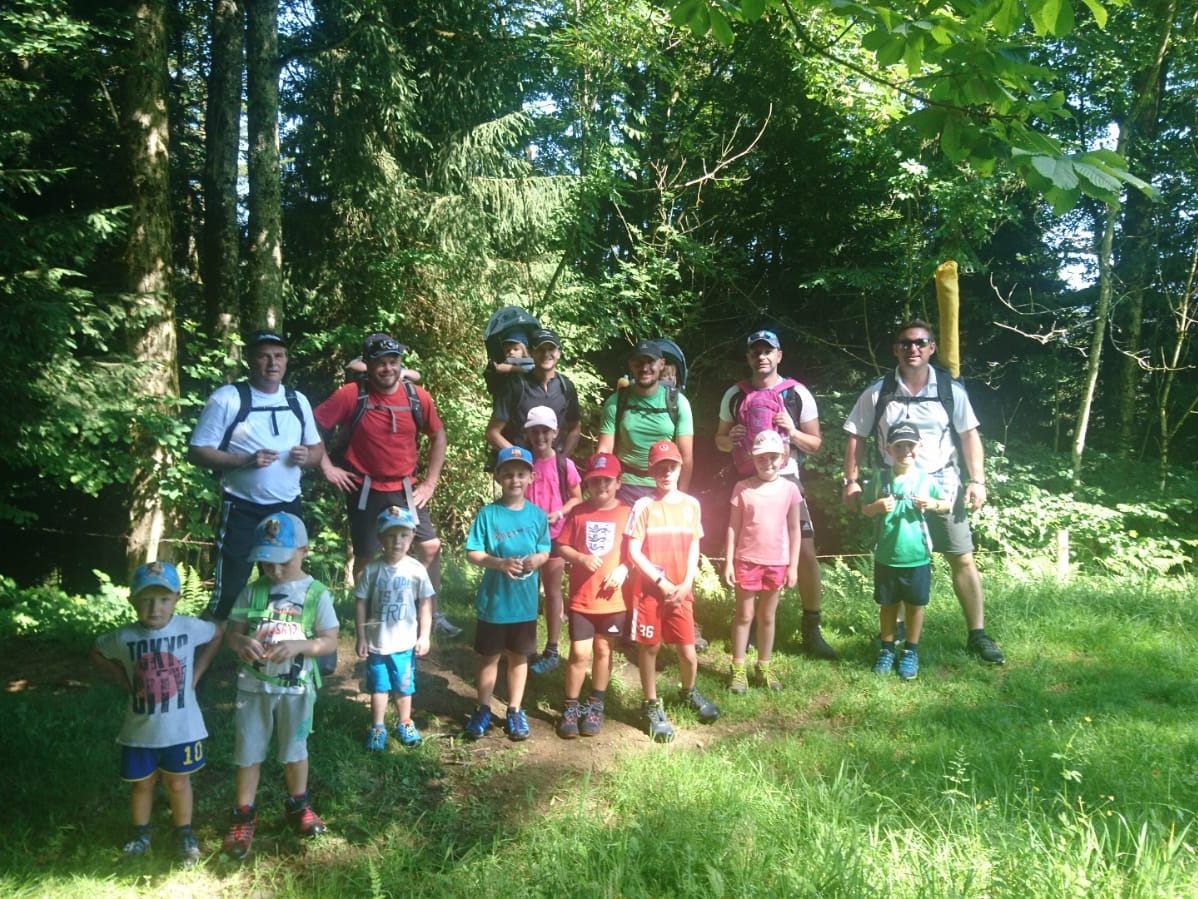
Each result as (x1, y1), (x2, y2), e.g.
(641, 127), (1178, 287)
(557, 703), (582, 739)
(365, 723), (387, 751)
(432, 612), (462, 637)
(967, 631), (1005, 665)
(221, 805), (256, 860)
(643, 699), (675, 743)
(729, 661), (748, 694)
(873, 647), (896, 676)
(682, 686), (720, 723)
(122, 830), (151, 859)
(464, 705), (493, 740)
(898, 649), (919, 681)
(396, 720), (422, 747)
(530, 652), (560, 675)
(755, 662), (783, 691)
(578, 701), (604, 737)
(284, 796), (327, 837)
(177, 829), (200, 867)
(505, 706), (530, 741)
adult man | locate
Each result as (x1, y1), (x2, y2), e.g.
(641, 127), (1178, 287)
(597, 339), (695, 504)
(315, 333), (459, 636)
(841, 320), (1004, 664)
(485, 328), (581, 456)
(188, 330), (324, 620)
(714, 329), (836, 660)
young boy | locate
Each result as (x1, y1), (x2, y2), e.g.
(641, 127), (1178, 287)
(92, 561), (220, 865)
(524, 405), (582, 675)
(861, 423), (946, 681)
(626, 439), (719, 742)
(483, 333), (535, 396)
(464, 445), (551, 741)
(723, 430), (804, 693)
(355, 505), (434, 751)
(553, 453), (631, 738)
(222, 512), (339, 859)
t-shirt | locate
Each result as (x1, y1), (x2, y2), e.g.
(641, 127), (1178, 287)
(843, 367), (979, 492)
(491, 371), (580, 450)
(557, 500), (632, 614)
(718, 380), (818, 479)
(189, 383), (321, 503)
(729, 476), (804, 566)
(599, 385), (694, 487)
(626, 491), (703, 600)
(354, 556), (435, 654)
(526, 454), (581, 540)
(465, 501), (551, 624)
(94, 616), (217, 748)
(229, 575), (339, 694)
(313, 382), (444, 492)
(863, 467), (942, 567)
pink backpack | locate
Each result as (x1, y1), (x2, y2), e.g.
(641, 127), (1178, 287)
(731, 378), (800, 475)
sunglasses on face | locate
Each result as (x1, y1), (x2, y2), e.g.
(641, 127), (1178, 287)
(896, 338), (932, 349)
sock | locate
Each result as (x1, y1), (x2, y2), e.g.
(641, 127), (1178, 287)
(881, 640), (896, 652)
(803, 609), (820, 621)
(175, 824), (193, 837)
(564, 698), (579, 708)
(287, 792), (308, 810)
(588, 689), (606, 705)
(969, 628), (985, 639)
(904, 642), (919, 653)
(400, 718), (412, 725)
(132, 823), (151, 837)
(544, 644), (559, 657)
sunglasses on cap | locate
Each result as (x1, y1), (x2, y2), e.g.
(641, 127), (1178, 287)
(896, 337), (932, 349)
(366, 336), (404, 355)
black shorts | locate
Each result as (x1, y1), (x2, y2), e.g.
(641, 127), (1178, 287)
(211, 493), (304, 620)
(347, 486), (437, 564)
(474, 619), (538, 656)
(874, 563), (932, 607)
(567, 610), (627, 642)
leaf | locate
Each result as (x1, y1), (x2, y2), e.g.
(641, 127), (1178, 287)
(708, 7), (734, 44)
(1044, 186), (1081, 214)
(877, 34), (906, 66)
(1079, 0), (1108, 27)
(903, 107), (946, 138)
(940, 114), (969, 162)
(992, 0), (1023, 35)
(670, 0), (701, 27)
(688, 2), (711, 37)
(862, 29), (890, 51)
(1031, 155), (1079, 190)
(903, 34), (924, 75)
(739, 0), (767, 20)
(1029, 0), (1076, 37)
(1072, 161), (1121, 193)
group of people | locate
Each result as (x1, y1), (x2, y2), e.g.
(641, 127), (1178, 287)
(91, 318), (1004, 863)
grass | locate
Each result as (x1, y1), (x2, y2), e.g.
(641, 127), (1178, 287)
(2, 563), (1197, 896)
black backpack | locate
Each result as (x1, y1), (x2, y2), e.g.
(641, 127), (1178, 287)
(867, 364), (968, 477)
(218, 382), (307, 453)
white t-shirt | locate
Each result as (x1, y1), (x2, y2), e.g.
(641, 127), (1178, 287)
(718, 380), (818, 477)
(353, 556), (435, 655)
(190, 383), (320, 504)
(229, 575), (339, 695)
(94, 616), (217, 748)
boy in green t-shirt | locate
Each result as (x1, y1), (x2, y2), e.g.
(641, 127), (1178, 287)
(861, 423), (947, 681)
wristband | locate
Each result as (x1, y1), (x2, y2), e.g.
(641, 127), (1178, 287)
(969, 480), (985, 487)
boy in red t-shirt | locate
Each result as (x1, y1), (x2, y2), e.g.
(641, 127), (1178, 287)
(626, 440), (719, 743)
(553, 453), (631, 738)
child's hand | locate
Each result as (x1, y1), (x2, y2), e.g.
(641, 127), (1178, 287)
(236, 637), (267, 664)
(602, 563), (627, 589)
(547, 510), (562, 524)
(415, 636), (430, 657)
(723, 564), (736, 588)
(584, 554), (604, 573)
(786, 564), (799, 588)
(501, 556), (526, 578)
(866, 496), (895, 516)
(356, 636), (368, 660)
(263, 639), (304, 663)
(912, 494), (935, 512)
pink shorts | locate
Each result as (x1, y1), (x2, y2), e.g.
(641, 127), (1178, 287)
(734, 560), (787, 592)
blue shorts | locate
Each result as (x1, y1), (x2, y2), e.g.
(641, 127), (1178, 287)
(121, 740), (206, 781)
(365, 649), (416, 696)
(874, 563), (932, 607)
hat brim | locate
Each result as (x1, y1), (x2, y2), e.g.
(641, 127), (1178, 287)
(247, 545), (297, 563)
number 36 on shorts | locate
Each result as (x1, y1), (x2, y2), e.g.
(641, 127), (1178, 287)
(637, 623), (655, 639)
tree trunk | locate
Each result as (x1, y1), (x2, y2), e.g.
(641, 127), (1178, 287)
(202, 0), (244, 367)
(1071, 202), (1117, 483)
(245, 0), (282, 330)
(123, 0), (180, 572)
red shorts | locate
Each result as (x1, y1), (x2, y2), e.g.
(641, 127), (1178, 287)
(734, 560), (787, 592)
(630, 590), (695, 646)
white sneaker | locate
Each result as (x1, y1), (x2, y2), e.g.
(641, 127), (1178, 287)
(433, 612), (462, 637)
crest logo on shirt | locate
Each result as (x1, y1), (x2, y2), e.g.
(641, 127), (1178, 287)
(585, 521), (615, 555)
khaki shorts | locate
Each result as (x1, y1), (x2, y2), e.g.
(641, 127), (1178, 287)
(925, 479), (975, 555)
(233, 688), (316, 767)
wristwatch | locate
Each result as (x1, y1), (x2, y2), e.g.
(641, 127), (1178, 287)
(841, 477), (858, 487)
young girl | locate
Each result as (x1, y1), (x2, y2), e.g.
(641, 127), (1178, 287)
(523, 405), (583, 675)
(723, 430), (804, 692)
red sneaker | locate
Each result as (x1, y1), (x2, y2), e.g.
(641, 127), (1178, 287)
(284, 797), (327, 836)
(221, 805), (257, 860)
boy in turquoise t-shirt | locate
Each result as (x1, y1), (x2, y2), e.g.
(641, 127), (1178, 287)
(861, 423), (947, 681)
(464, 445), (551, 741)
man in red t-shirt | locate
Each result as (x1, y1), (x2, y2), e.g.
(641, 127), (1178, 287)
(315, 333), (456, 634)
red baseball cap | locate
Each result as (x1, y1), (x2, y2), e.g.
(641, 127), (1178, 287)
(647, 440), (682, 467)
(583, 452), (622, 480)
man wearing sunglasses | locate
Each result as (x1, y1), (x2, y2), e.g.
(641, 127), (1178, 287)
(840, 320), (1004, 665)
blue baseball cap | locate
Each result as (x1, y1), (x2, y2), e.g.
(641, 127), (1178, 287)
(747, 329), (781, 349)
(248, 513), (308, 563)
(495, 445), (534, 469)
(503, 330), (531, 349)
(377, 505), (417, 534)
(130, 561), (181, 597)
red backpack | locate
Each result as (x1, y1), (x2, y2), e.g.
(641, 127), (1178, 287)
(730, 378), (801, 475)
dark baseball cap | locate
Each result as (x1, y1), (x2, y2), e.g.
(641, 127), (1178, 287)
(747, 329), (781, 349)
(246, 329), (287, 350)
(362, 333), (407, 360)
(887, 422), (921, 445)
(531, 328), (561, 349)
(630, 339), (664, 360)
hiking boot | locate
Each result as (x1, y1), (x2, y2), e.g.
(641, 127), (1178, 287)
(897, 649), (919, 681)
(505, 706), (530, 741)
(432, 612), (462, 637)
(365, 723), (387, 751)
(221, 805), (256, 860)
(755, 662), (783, 691)
(284, 795), (326, 837)
(967, 631), (1005, 665)
(873, 647), (896, 676)
(465, 705), (493, 740)
(800, 612), (837, 660)
(530, 651), (560, 675)
(177, 829), (200, 867)
(122, 829), (151, 859)
(693, 624), (709, 653)
(729, 661), (749, 694)
(642, 699), (674, 743)
(682, 686), (720, 723)
(396, 720), (422, 747)
(579, 701), (604, 737)
(557, 703), (582, 739)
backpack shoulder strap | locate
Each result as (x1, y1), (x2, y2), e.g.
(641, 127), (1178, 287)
(666, 385), (679, 432)
(248, 577), (270, 618)
(347, 381), (370, 437)
(302, 580), (326, 637)
(218, 382), (255, 452)
(557, 452), (569, 501)
(778, 379), (803, 423)
(284, 387), (307, 439)
(932, 364), (955, 426)
(403, 380), (424, 432)
(614, 386), (630, 434)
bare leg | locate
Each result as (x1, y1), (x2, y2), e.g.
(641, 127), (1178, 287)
(946, 552), (984, 630)
(591, 636), (614, 692)
(234, 764), (261, 808)
(370, 692), (389, 726)
(541, 557), (565, 649)
(675, 643), (698, 692)
(283, 759), (309, 797)
(730, 587), (756, 663)
(565, 638), (593, 698)
(797, 538), (822, 611)
(905, 604), (926, 644)
(163, 772), (193, 826)
(754, 588), (782, 663)
(129, 772), (158, 826)
(504, 649), (529, 708)
(476, 653), (501, 706)
(879, 604), (899, 644)
(413, 537), (443, 613)
(393, 693), (412, 721)
(639, 642), (660, 699)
